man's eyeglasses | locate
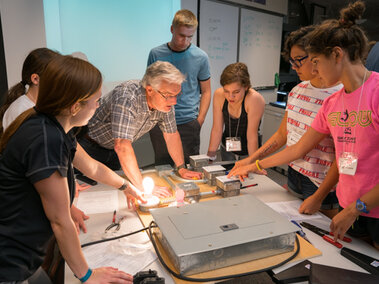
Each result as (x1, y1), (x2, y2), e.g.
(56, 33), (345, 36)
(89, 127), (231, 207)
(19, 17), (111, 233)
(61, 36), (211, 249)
(289, 55), (309, 68)
(155, 89), (181, 101)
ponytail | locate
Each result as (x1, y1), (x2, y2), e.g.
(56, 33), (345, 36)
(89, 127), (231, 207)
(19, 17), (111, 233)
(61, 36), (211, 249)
(339, 1), (365, 28)
(0, 108), (35, 152)
(0, 48), (59, 138)
(0, 82), (27, 137)
(305, 1), (368, 63)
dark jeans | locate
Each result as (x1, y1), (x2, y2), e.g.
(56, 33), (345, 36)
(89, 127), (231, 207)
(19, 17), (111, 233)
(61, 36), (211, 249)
(340, 206), (379, 244)
(287, 166), (339, 210)
(149, 119), (201, 166)
(78, 137), (121, 170)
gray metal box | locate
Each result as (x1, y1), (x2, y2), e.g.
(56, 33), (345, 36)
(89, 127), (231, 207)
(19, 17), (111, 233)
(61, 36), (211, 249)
(203, 165), (226, 186)
(218, 188), (240, 197)
(155, 164), (174, 176)
(189, 154), (209, 168)
(216, 175), (241, 191)
(150, 195), (298, 275)
(177, 182), (200, 197)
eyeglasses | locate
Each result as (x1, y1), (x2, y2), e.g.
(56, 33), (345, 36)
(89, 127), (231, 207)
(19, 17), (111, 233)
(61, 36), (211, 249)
(155, 89), (181, 101)
(289, 55), (309, 68)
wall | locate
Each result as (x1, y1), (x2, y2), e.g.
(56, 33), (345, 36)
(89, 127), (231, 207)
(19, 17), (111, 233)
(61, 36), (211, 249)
(0, 0), (46, 87)
(0, 0), (284, 164)
(223, 0), (287, 15)
(197, 0), (285, 153)
(44, 0), (180, 95)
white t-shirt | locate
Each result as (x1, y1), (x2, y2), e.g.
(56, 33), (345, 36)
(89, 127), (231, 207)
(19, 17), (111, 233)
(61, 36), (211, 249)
(2, 95), (34, 130)
(286, 81), (343, 187)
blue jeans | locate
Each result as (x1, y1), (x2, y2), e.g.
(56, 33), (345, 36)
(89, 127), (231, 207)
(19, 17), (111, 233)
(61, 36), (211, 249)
(287, 166), (339, 210)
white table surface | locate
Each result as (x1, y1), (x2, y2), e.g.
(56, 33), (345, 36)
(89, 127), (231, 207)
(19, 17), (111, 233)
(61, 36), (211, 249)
(65, 173), (379, 283)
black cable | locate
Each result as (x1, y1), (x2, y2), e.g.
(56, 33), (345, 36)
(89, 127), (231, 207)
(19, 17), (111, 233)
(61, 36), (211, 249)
(147, 220), (301, 282)
(80, 220), (301, 282)
(81, 225), (157, 248)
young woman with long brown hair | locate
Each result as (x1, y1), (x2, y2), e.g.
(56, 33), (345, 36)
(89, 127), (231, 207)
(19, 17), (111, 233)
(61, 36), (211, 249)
(0, 55), (145, 283)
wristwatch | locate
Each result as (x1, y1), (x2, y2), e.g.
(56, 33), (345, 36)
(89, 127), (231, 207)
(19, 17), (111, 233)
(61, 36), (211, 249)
(175, 163), (187, 174)
(356, 199), (369, 214)
(118, 179), (128, 191)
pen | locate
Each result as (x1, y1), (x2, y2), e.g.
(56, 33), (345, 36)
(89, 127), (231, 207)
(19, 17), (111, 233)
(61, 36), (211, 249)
(241, 183), (258, 189)
(291, 220), (312, 244)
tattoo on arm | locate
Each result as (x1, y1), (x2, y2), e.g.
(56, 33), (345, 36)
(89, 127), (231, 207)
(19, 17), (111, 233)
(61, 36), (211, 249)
(258, 141), (278, 160)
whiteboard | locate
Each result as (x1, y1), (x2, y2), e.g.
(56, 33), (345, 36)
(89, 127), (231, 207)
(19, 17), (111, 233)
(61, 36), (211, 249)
(239, 8), (283, 88)
(200, 0), (239, 90)
(199, 0), (239, 153)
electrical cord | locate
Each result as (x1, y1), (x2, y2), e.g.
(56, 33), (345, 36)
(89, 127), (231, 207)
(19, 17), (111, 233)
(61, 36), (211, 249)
(80, 220), (300, 282)
(147, 220), (301, 282)
(81, 225), (157, 248)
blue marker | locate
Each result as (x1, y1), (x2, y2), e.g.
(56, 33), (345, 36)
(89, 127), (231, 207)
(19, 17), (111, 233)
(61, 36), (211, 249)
(291, 220), (312, 244)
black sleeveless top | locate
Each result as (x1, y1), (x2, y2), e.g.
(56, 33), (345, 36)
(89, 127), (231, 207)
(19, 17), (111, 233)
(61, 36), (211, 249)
(222, 95), (261, 156)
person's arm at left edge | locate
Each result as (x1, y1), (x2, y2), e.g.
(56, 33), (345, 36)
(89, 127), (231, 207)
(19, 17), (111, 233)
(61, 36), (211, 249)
(245, 90), (265, 155)
(74, 143), (146, 209)
(163, 130), (202, 179)
(197, 79), (211, 126)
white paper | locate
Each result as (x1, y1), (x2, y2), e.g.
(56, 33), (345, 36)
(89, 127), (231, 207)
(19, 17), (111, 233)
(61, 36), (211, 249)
(82, 239), (157, 275)
(76, 190), (118, 214)
(81, 210), (156, 275)
(266, 199), (323, 221)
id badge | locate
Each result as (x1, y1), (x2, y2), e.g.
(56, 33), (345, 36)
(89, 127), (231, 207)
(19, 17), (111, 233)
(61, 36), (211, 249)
(226, 137), (242, 152)
(338, 152), (358, 176)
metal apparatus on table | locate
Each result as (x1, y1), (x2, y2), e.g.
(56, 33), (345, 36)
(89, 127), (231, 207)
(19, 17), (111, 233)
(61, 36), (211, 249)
(139, 156), (299, 276)
(150, 195), (299, 275)
(139, 156), (248, 211)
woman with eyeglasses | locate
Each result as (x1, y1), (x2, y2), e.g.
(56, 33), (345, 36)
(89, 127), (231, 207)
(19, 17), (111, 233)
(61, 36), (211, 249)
(207, 62), (265, 162)
(230, 1), (379, 249)
(230, 26), (343, 219)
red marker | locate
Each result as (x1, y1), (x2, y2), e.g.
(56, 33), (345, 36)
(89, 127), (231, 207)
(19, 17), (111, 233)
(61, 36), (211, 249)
(241, 183), (258, 189)
(300, 222), (347, 248)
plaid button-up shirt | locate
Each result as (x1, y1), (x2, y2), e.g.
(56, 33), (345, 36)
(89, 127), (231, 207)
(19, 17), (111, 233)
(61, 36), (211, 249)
(87, 80), (177, 149)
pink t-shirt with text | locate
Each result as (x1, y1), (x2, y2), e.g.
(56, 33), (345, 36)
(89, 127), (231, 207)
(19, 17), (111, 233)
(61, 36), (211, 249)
(312, 72), (379, 218)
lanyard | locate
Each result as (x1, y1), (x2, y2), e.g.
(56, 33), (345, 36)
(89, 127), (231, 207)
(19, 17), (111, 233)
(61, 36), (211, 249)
(228, 110), (241, 138)
(341, 69), (367, 154)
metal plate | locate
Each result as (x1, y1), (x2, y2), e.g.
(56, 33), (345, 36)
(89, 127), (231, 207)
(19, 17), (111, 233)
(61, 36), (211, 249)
(151, 195), (298, 275)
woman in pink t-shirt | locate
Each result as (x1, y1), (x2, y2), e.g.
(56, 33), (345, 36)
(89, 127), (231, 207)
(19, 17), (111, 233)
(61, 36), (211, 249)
(229, 1), (379, 249)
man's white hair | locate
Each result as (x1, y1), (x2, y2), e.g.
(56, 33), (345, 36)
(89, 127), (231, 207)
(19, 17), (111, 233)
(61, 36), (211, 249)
(141, 61), (186, 89)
